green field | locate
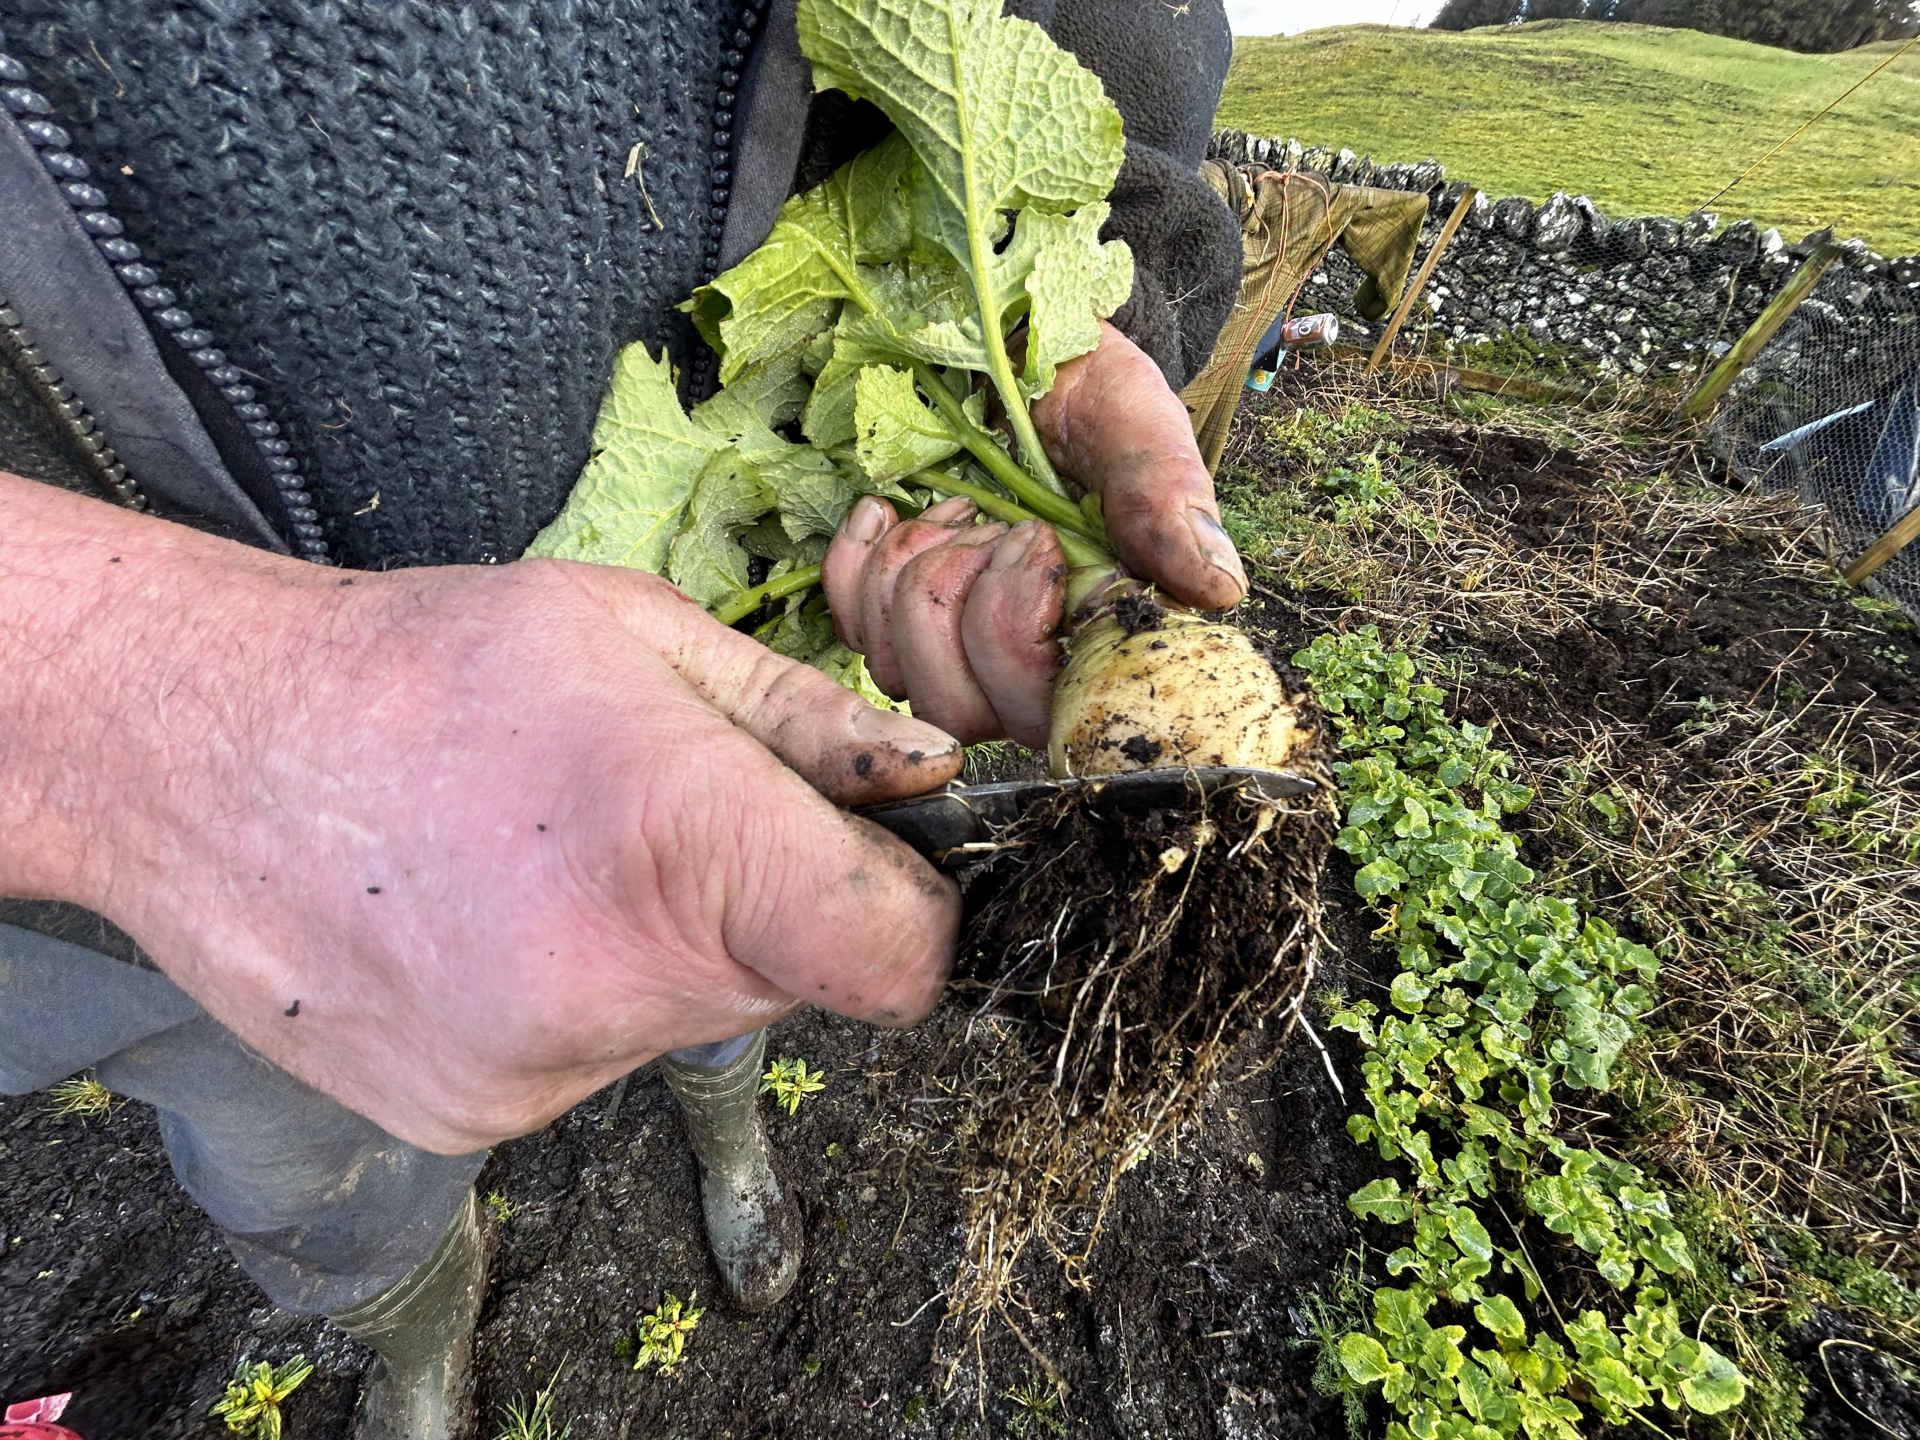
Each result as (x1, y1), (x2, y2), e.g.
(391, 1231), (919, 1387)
(1217, 20), (1920, 255)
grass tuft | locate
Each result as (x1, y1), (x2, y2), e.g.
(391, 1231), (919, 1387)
(43, 1075), (113, 1122)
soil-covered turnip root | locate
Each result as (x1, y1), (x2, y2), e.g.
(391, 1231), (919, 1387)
(1048, 580), (1318, 778)
(930, 690), (1335, 1351)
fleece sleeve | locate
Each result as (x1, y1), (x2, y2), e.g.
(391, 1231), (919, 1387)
(1017, 0), (1244, 391)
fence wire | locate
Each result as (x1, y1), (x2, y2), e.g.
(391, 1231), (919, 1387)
(1709, 285), (1920, 616)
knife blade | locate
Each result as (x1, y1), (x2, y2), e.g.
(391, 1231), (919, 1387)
(854, 765), (1317, 869)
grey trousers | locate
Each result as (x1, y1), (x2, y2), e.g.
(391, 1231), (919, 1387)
(1, 910), (754, 1316)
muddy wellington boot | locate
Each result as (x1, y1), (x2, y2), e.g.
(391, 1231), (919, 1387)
(331, 1190), (490, 1440)
(659, 1032), (804, 1312)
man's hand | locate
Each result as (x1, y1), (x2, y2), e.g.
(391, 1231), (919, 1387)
(1, 473), (961, 1154)
(822, 322), (1246, 747)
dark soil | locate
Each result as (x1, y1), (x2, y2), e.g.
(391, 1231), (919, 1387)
(1397, 427), (1920, 735)
(7, 414), (1919, 1439)
(1, 992), (1373, 1439)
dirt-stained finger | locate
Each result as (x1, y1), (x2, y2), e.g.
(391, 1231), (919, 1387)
(725, 756), (961, 1026)
(1033, 322), (1246, 611)
(822, 495), (900, 652)
(960, 520), (1066, 750)
(566, 562), (963, 804)
(891, 526), (1009, 744)
(854, 502), (979, 697)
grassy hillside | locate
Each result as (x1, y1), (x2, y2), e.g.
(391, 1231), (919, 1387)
(1217, 21), (1920, 255)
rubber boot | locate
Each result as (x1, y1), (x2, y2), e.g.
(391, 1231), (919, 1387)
(659, 1030), (803, 1312)
(331, 1190), (490, 1440)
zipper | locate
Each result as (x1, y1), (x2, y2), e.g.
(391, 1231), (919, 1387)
(690, 0), (774, 403)
(0, 42), (330, 564)
(0, 301), (143, 510)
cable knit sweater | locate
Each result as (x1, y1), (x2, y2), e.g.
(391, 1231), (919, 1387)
(0, 0), (1240, 571)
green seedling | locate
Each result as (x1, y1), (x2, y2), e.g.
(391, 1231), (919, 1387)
(1001, 1374), (1065, 1437)
(209, 1355), (314, 1440)
(760, 1057), (828, 1116)
(631, 1291), (703, 1372)
(43, 1075), (112, 1121)
(483, 1190), (517, 1225)
(1298, 628), (1746, 1439)
(494, 1364), (571, 1440)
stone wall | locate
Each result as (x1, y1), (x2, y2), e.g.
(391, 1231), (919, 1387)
(1207, 129), (1920, 387)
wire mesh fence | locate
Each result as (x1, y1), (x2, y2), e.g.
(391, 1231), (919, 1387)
(1205, 130), (1920, 618)
(1708, 275), (1920, 616)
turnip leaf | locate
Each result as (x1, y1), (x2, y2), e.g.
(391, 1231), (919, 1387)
(525, 346), (729, 572)
(852, 364), (971, 484)
(540, 0), (1133, 680)
(793, 0), (1123, 276)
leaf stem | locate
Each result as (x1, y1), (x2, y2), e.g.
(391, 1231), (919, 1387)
(914, 468), (1111, 570)
(911, 364), (1096, 540)
(715, 565), (823, 626)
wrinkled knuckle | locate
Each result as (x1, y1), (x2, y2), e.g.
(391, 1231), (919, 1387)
(752, 651), (837, 735)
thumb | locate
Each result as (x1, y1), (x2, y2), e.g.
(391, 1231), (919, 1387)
(565, 564), (964, 805)
(1033, 321), (1248, 610)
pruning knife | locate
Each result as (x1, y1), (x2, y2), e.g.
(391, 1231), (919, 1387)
(855, 765), (1317, 870)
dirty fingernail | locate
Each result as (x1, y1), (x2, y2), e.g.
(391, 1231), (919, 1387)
(852, 704), (961, 755)
(846, 497), (889, 543)
(1187, 508), (1248, 596)
(987, 519), (1040, 573)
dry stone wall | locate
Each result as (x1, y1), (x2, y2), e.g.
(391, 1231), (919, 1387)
(1207, 130), (1920, 388)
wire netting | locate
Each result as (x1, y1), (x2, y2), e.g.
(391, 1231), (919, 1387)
(1707, 277), (1920, 617)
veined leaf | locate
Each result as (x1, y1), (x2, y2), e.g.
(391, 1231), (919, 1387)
(795, 0), (1124, 269)
(852, 364), (971, 484)
(686, 136), (917, 384)
(527, 346), (728, 571)
(666, 455), (774, 608)
(1011, 203), (1133, 393)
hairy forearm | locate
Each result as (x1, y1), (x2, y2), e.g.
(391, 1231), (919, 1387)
(0, 471), (324, 913)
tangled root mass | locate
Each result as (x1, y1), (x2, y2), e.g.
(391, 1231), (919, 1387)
(928, 746), (1336, 1345)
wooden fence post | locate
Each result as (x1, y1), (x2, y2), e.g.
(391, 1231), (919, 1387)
(1367, 187), (1477, 376)
(1843, 502), (1920, 585)
(1677, 242), (1841, 424)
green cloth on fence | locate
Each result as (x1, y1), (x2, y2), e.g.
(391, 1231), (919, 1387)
(1182, 161), (1431, 473)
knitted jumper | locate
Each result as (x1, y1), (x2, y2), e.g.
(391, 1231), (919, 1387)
(1, 0), (761, 568)
(0, 0), (1238, 569)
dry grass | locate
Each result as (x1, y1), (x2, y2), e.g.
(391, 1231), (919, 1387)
(42, 1075), (114, 1123)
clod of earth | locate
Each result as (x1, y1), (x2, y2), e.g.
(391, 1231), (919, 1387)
(920, 620), (1335, 1350)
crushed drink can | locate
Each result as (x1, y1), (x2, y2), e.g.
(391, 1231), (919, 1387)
(1246, 312), (1341, 390)
(1275, 312), (1340, 348)
(3, 1394), (82, 1440)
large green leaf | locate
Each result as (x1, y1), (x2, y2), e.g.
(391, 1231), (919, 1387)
(795, 0), (1124, 269)
(796, 0), (1127, 411)
(686, 136), (917, 384)
(1001, 203), (1133, 392)
(852, 364), (971, 484)
(665, 456), (773, 609)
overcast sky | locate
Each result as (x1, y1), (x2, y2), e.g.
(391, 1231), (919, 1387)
(1225, 0), (1445, 35)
